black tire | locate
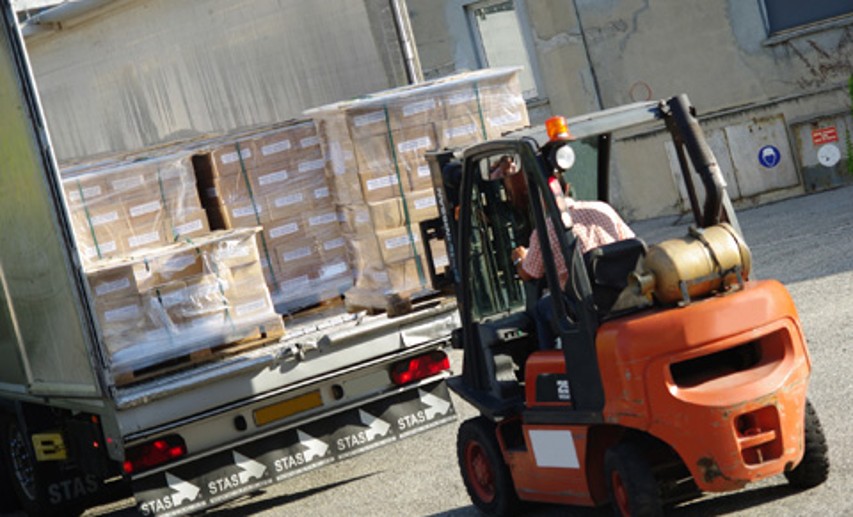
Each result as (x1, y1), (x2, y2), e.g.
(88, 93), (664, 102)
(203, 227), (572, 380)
(0, 416), (77, 517)
(604, 442), (663, 517)
(785, 399), (830, 489)
(457, 417), (521, 516)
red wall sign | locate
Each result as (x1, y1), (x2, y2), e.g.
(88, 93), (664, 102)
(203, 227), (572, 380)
(812, 126), (838, 146)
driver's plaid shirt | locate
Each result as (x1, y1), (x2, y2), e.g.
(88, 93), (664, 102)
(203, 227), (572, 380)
(521, 197), (635, 285)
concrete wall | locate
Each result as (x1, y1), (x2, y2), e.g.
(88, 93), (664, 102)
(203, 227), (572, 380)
(24, 0), (406, 161)
(409, 0), (853, 220)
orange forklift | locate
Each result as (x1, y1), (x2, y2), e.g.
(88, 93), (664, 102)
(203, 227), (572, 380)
(423, 94), (829, 515)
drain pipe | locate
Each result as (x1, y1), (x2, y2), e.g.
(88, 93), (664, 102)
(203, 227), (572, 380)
(390, 0), (423, 84)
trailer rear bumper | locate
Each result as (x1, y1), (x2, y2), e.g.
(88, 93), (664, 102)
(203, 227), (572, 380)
(130, 379), (455, 516)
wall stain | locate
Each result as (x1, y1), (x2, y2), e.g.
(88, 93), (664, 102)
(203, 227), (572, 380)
(787, 27), (853, 90)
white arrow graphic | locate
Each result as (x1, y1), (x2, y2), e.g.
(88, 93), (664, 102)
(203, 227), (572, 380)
(233, 451), (267, 483)
(419, 389), (451, 420)
(296, 430), (329, 462)
(358, 409), (391, 441)
(165, 473), (200, 506)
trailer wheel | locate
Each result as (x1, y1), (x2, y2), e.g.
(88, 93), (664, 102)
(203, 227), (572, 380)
(785, 399), (829, 489)
(0, 416), (74, 517)
(457, 417), (520, 516)
(605, 442), (663, 517)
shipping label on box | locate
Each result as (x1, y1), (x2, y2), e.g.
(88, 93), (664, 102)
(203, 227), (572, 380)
(376, 226), (423, 264)
(214, 143), (256, 176)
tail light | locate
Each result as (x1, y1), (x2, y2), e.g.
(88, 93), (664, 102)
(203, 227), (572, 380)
(391, 351), (450, 386)
(123, 435), (187, 475)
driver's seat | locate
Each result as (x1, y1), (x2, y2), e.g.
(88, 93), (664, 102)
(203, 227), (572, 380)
(584, 238), (647, 317)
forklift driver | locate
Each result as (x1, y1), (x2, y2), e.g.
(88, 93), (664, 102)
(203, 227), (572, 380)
(510, 173), (634, 349)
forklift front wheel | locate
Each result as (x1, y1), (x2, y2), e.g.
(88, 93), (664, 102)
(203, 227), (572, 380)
(457, 417), (520, 516)
(604, 442), (663, 517)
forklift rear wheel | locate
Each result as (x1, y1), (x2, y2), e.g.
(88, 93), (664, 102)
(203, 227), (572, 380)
(457, 417), (520, 516)
(605, 442), (663, 517)
(785, 399), (829, 489)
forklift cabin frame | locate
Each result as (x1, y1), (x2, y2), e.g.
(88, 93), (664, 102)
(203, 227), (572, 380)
(430, 94), (741, 423)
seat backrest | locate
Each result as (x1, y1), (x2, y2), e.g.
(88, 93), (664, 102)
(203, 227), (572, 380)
(584, 238), (647, 317)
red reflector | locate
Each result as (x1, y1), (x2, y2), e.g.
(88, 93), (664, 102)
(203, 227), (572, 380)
(391, 351), (450, 386)
(123, 435), (187, 475)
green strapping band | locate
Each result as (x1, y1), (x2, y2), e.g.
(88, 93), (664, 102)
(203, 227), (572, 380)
(76, 179), (102, 260)
(234, 141), (277, 297)
(474, 81), (488, 140)
(382, 105), (426, 288)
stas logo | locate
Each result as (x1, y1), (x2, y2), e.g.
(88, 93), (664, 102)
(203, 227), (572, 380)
(274, 430), (329, 473)
(397, 389), (452, 431)
(139, 473), (201, 516)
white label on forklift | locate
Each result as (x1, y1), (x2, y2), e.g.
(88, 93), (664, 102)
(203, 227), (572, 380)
(402, 99), (436, 117)
(528, 430), (580, 469)
(398, 136), (432, 154)
(259, 170), (289, 186)
(353, 110), (385, 128)
(262, 139), (292, 156)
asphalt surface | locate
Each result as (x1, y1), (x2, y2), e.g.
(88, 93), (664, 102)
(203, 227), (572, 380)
(15, 184), (852, 517)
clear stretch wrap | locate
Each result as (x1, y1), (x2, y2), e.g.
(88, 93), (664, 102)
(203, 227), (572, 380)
(306, 67), (529, 309)
(193, 121), (352, 313)
(62, 154), (209, 265)
(85, 228), (285, 376)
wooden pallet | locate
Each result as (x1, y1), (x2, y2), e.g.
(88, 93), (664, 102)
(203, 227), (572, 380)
(344, 288), (438, 317)
(112, 319), (285, 387)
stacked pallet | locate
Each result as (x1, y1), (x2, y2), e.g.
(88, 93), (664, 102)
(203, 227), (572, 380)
(307, 67), (529, 311)
(85, 229), (284, 383)
(63, 154), (209, 264)
(193, 122), (353, 313)
(62, 155), (284, 383)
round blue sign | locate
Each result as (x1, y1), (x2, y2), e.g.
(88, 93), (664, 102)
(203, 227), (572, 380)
(758, 145), (781, 168)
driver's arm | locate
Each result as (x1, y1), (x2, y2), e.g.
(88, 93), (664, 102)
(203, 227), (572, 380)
(511, 246), (535, 281)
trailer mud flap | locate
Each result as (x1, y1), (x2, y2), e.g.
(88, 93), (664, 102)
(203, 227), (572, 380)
(132, 380), (455, 516)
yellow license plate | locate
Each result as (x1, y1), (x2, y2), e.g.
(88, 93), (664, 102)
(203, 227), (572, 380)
(254, 390), (323, 426)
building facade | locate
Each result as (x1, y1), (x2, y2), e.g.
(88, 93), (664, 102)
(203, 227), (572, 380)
(18, 0), (853, 220)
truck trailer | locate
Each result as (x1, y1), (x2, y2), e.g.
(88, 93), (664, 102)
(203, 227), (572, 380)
(0, 4), (459, 515)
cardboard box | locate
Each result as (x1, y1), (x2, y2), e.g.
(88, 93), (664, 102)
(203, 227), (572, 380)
(358, 169), (402, 203)
(405, 189), (439, 222)
(169, 208), (210, 241)
(438, 115), (485, 149)
(406, 159), (434, 192)
(125, 213), (167, 253)
(263, 189), (312, 221)
(211, 141), (256, 177)
(375, 226), (423, 264)
(262, 217), (304, 246)
(87, 263), (138, 300)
